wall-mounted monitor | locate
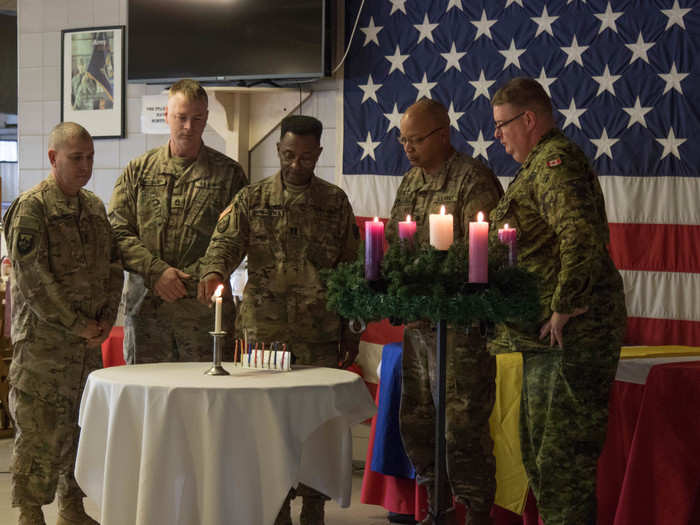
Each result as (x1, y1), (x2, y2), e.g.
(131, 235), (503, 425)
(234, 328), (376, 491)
(128, 0), (330, 84)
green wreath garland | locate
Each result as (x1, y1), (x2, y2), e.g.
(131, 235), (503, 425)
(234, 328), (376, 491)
(323, 241), (541, 326)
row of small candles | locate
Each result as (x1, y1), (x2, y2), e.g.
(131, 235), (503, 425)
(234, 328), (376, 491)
(365, 206), (517, 282)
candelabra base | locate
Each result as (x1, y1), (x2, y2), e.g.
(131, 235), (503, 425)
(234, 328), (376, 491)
(204, 364), (230, 376)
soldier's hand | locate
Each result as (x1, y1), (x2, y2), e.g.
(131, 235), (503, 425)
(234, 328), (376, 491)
(197, 273), (225, 306)
(338, 339), (360, 369)
(539, 307), (589, 348)
(154, 267), (190, 303)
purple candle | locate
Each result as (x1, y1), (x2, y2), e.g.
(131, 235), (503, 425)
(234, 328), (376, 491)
(498, 223), (517, 266)
(365, 217), (385, 280)
(468, 212), (488, 283)
(398, 215), (417, 245)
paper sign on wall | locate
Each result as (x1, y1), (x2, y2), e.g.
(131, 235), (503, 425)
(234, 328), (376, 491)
(141, 94), (169, 134)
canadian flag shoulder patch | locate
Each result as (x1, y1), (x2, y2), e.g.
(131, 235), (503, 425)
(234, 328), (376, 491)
(546, 158), (562, 168)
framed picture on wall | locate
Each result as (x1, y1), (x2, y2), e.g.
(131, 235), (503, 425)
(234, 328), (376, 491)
(61, 26), (125, 139)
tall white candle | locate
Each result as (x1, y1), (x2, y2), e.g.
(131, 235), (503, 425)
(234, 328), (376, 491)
(429, 205), (454, 250)
(213, 284), (224, 332)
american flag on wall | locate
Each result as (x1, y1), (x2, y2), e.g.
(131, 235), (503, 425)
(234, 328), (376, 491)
(339, 0), (700, 368)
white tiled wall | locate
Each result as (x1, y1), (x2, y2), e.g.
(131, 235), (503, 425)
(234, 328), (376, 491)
(16, 0), (341, 204)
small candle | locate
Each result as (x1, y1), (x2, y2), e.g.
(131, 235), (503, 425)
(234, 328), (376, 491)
(469, 212), (489, 283)
(498, 223), (517, 266)
(398, 214), (417, 245)
(212, 284), (224, 332)
(365, 217), (385, 280)
(429, 205), (453, 250)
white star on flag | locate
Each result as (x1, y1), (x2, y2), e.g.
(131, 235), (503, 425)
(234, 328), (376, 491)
(446, 0), (463, 11)
(626, 32), (655, 64)
(413, 73), (437, 100)
(357, 131), (381, 161)
(499, 39), (526, 70)
(358, 75), (382, 104)
(383, 103), (403, 132)
(559, 98), (587, 129)
(468, 130), (494, 160)
(506, 0), (524, 7)
(623, 97), (653, 128)
(656, 128), (686, 160)
(591, 128), (619, 159)
(360, 17), (383, 47)
(659, 62), (688, 95)
(594, 2), (624, 34)
(531, 6), (559, 37)
(472, 10), (497, 40)
(385, 45), (409, 75)
(414, 14), (438, 44)
(469, 70), (496, 101)
(441, 42), (466, 72)
(661, 0), (691, 30)
(388, 0), (407, 16)
(562, 35), (588, 67)
(447, 102), (464, 130)
(535, 67), (557, 97)
(592, 64), (621, 96)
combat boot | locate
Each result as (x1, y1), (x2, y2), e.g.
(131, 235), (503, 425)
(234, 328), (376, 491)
(55, 498), (98, 525)
(273, 491), (293, 525)
(465, 509), (493, 525)
(419, 506), (457, 525)
(299, 496), (326, 525)
(18, 505), (46, 525)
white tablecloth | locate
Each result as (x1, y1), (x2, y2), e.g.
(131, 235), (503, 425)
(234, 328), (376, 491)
(75, 363), (376, 525)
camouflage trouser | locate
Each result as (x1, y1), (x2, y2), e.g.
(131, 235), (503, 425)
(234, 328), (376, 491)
(124, 296), (235, 364)
(399, 325), (496, 513)
(9, 387), (85, 507)
(520, 346), (619, 525)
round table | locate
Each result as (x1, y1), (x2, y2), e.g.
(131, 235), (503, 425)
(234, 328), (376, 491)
(75, 362), (376, 525)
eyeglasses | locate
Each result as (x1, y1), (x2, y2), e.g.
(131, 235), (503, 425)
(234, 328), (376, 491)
(494, 112), (525, 131)
(397, 127), (444, 147)
(279, 151), (318, 168)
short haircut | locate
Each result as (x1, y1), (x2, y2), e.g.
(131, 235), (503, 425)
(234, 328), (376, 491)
(169, 78), (208, 104)
(280, 115), (323, 141)
(492, 77), (552, 115)
(48, 122), (92, 150)
(409, 97), (450, 128)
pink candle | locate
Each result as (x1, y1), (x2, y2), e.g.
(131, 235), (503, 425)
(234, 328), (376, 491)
(365, 217), (385, 280)
(469, 212), (488, 283)
(429, 205), (454, 250)
(497, 223), (517, 266)
(398, 214), (417, 245)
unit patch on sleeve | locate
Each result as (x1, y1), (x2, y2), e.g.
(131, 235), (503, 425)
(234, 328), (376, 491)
(547, 158), (562, 168)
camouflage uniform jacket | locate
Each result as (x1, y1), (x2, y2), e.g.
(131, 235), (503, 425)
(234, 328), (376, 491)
(488, 128), (626, 353)
(108, 142), (247, 297)
(3, 175), (123, 400)
(199, 172), (360, 344)
(386, 151), (503, 245)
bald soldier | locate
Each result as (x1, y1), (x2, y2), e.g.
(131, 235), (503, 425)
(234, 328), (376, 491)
(489, 77), (626, 525)
(198, 115), (360, 525)
(109, 78), (247, 364)
(4, 122), (123, 525)
(386, 99), (503, 525)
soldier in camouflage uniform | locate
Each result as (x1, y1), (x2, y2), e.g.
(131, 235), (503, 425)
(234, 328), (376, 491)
(109, 79), (247, 364)
(4, 122), (123, 525)
(386, 99), (503, 525)
(489, 78), (626, 525)
(197, 115), (360, 525)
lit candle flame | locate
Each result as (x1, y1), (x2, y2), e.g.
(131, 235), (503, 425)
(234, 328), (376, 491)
(406, 214), (411, 222)
(504, 223), (509, 229)
(477, 211), (484, 222)
(212, 284), (224, 300)
(374, 216), (379, 222)
(440, 205), (446, 215)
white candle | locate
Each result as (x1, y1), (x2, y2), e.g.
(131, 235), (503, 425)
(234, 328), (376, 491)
(429, 205), (454, 250)
(213, 284), (224, 332)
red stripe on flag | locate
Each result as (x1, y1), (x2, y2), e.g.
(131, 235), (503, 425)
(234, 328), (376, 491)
(361, 319), (404, 345)
(609, 223), (700, 273)
(625, 317), (700, 347)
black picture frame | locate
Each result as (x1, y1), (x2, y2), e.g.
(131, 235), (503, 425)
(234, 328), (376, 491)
(60, 25), (125, 139)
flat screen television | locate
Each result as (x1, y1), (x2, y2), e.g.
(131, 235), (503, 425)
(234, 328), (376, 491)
(128, 0), (330, 84)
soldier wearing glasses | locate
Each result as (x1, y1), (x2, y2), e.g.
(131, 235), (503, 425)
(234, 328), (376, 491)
(197, 115), (360, 525)
(489, 77), (626, 525)
(386, 98), (503, 525)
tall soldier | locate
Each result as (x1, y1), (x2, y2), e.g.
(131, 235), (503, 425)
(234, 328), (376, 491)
(4, 122), (123, 525)
(489, 77), (626, 525)
(197, 115), (361, 525)
(109, 78), (247, 364)
(386, 99), (503, 525)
